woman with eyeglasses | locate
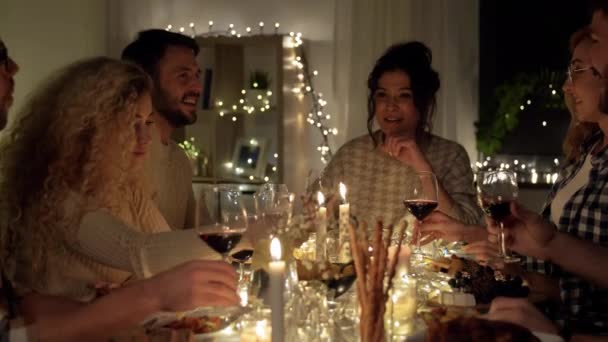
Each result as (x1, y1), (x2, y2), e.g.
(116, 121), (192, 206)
(417, 29), (608, 338)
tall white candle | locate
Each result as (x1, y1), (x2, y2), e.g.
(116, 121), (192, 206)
(338, 183), (351, 263)
(268, 238), (285, 342)
(316, 191), (327, 262)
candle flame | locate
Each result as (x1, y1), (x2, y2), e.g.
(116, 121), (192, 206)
(289, 193), (295, 203)
(339, 182), (347, 201)
(255, 320), (267, 338)
(317, 191), (325, 206)
(270, 237), (282, 260)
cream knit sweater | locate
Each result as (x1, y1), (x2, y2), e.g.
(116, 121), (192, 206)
(145, 131), (196, 230)
(320, 132), (482, 227)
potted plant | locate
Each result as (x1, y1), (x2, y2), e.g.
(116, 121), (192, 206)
(178, 137), (207, 176)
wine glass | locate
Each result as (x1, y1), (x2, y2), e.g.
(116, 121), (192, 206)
(198, 185), (248, 261)
(477, 170), (520, 263)
(254, 183), (292, 235)
(232, 249), (254, 280)
(403, 171), (439, 257)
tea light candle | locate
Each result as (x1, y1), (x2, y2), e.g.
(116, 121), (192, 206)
(316, 191), (327, 262)
(268, 238), (284, 342)
(338, 182), (351, 263)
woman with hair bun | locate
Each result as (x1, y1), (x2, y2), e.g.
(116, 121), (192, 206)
(319, 41), (481, 227)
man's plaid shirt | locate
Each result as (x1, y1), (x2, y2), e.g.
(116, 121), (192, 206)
(524, 131), (608, 334)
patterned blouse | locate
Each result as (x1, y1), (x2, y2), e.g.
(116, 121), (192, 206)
(524, 131), (608, 334)
(319, 131), (482, 227)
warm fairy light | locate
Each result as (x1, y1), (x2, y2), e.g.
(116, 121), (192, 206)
(317, 191), (325, 206)
(270, 237), (282, 261)
(339, 182), (347, 201)
(173, 19), (337, 163)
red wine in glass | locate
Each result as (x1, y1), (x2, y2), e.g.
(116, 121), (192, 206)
(231, 249), (254, 281)
(481, 199), (511, 222)
(477, 170), (519, 263)
(404, 171), (439, 258)
(403, 199), (439, 221)
(200, 231), (243, 257)
(232, 249), (254, 262)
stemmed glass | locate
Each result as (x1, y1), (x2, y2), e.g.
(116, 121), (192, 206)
(254, 184), (292, 235)
(477, 170), (520, 263)
(198, 185), (248, 262)
(403, 171), (439, 257)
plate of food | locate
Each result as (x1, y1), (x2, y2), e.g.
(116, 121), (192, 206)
(403, 316), (563, 342)
(142, 306), (249, 337)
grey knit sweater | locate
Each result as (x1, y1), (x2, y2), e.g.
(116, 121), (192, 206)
(320, 132), (482, 226)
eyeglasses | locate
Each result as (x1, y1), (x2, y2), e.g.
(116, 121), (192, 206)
(566, 65), (603, 83)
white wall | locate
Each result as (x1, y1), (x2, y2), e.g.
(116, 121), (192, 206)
(334, 0), (479, 163)
(107, 0), (338, 173)
(1, 0), (479, 168)
(0, 0), (109, 125)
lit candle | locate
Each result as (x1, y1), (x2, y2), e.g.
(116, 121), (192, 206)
(241, 320), (271, 342)
(268, 238), (285, 342)
(316, 191), (327, 262)
(338, 183), (351, 263)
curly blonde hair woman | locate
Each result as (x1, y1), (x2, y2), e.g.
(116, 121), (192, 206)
(0, 57), (219, 301)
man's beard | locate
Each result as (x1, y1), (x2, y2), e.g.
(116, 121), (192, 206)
(154, 89), (198, 128)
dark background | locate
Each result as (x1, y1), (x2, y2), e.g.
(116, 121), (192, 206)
(479, 0), (591, 156)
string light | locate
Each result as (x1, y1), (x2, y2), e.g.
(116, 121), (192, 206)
(167, 20), (338, 163)
(189, 22), (196, 37)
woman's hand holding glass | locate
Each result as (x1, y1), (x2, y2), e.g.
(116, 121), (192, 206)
(487, 202), (557, 261)
(149, 260), (239, 311)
